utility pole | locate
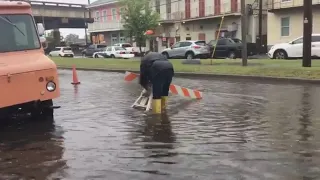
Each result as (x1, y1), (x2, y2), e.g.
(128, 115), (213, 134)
(302, 0), (312, 67)
(241, 0), (248, 66)
(85, 0), (91, 46)
(258, 0), (262, 54)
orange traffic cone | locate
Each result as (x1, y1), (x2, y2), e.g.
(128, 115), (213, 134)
(71, 65), (80, 85)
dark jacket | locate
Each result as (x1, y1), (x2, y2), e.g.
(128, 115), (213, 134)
(139, 52), (174, 89)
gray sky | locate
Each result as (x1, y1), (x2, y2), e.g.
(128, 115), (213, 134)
(38, 0), (97, 38)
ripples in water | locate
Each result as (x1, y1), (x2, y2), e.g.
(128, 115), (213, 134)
(1, 70), (320, 179)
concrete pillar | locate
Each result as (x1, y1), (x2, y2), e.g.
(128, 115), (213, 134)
(53, 29), (61, 46)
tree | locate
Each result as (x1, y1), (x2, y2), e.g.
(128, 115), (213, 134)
(65, 33), (80, 45)
(120, 0), (160, 53)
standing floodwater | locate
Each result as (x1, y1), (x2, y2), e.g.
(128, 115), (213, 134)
(1, 70), (320, 179)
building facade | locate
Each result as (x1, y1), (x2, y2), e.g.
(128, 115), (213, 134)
(88, 0), (127, 45)
(88, 0), (268, 52)
(267, 0), (320, 47)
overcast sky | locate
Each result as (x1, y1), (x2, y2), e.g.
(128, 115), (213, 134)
(37, 0), (98, 38)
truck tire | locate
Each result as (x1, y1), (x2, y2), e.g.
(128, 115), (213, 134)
(111, 54), (115, 58)
(31, 100), (53, 119)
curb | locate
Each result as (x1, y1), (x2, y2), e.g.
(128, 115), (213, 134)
(57, 66), (320, 85)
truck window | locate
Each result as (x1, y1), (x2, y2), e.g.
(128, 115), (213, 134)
(0, 14), (40, 53)
(232, 38), (242, 43)
(217, 39), (228, 45)
(208, 40), (216, 46)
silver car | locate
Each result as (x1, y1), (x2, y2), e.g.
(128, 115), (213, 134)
(161, 40), (210, 60)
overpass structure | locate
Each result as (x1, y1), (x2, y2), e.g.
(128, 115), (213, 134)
(15, 0), (94, 30)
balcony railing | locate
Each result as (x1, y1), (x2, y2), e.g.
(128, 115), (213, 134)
(88, 20), (124, 32)
(268, 0), (320, 10)
(159, 4), (240, 22)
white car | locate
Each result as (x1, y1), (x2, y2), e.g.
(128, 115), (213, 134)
(93, 46), (135, 59)
(114, 43), (146, 56)
(49, 47), (74, 57)
(268, 34), (320, 59)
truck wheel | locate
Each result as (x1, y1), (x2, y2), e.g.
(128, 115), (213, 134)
(94, 54), (99, 58)
(228, 51), (236, 59)
(31, 100), (53, 119)
(111, 54), (115, 58)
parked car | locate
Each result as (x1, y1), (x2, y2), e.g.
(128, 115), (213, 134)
(93, 46), (135, 59)
(207, 38), (257, 59)
(231, 38), (258, 56)
(268, 34), (320, 59)
(161, 40), (210, 60)
(114, 43), (146, 56)
(49, 46), (74, 57)
(82, 44), (107, 57)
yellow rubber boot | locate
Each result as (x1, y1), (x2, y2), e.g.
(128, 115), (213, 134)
(161, 96), (168, 110)
(152, 99), (162, 114)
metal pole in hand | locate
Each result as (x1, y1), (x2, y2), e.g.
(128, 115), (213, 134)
(241, 0), (248, 66)
(302, 0), (312, 67)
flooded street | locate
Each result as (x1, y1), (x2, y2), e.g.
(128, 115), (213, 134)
(1, 69), (320, 179)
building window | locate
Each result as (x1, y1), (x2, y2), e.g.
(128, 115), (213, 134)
(155, 0), (160, 14)
(119, 33), (126, 43)
(281, 0), (291, 2)
(102, 10), (107, 22)
(95, 11), (100, 22)
(112, 8), (117, 20)
(281, 17), (290, 36)
(119, 7), (125, 20)
(111, 33), (118, 45)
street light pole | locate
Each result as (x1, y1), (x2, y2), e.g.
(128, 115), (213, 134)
(302, 0), (312, 67)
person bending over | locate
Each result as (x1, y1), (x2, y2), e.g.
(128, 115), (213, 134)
(139, 51), (174, 114)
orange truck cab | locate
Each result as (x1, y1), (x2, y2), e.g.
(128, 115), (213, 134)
(0, 1), (60, 118)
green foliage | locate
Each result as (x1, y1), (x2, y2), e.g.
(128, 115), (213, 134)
(120, 0), (160, 48)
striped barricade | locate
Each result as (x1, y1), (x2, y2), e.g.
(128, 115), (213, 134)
(124, 71), (203, 99)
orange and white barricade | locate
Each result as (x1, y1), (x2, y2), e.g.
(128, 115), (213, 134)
(124, 71), (203, 99)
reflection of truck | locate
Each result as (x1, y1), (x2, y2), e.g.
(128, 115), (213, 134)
(114, 43), (146, 56)
(0, 1), (60, 118)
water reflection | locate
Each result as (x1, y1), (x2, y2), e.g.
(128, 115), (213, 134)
(0, 115), (66, 179)
(295, 86), (317, 179)
(143, 113), (175, 151)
